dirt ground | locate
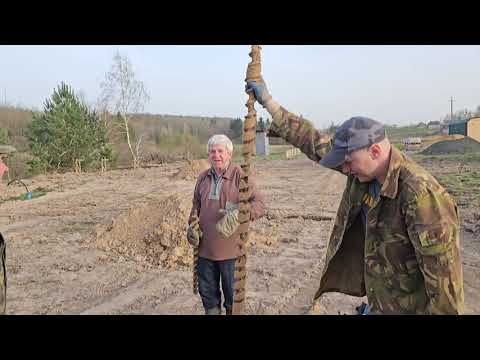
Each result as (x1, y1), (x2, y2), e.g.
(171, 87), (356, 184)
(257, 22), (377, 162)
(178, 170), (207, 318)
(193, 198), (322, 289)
(1, 155), (479, 315)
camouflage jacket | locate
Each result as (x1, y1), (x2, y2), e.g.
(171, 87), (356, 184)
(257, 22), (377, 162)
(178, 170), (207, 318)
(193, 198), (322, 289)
(268, 106), (464, 315)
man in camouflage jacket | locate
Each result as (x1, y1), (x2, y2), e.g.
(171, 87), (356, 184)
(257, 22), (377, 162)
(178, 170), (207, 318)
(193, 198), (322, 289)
(246, 78), (464, 315)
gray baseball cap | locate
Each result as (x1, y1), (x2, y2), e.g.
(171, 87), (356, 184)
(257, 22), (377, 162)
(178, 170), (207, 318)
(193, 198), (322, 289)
(319, 116), (386, 169)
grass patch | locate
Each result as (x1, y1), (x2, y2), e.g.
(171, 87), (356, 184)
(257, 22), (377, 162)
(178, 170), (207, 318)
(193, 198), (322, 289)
(435, 171), (480, 206)
(412, 152), (480, 163)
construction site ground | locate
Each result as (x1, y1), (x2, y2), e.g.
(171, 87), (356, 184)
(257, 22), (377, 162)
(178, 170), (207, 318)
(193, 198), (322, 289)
(1, 154), (480, 315)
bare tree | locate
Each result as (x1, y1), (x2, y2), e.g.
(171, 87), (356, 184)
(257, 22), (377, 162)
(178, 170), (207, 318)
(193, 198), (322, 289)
(99, 52), (150, 169)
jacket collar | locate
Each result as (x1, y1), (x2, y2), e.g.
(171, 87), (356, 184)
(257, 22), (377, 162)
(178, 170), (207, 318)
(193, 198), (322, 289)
(380, 146), (404, 199)
(208, 162), (234, 180)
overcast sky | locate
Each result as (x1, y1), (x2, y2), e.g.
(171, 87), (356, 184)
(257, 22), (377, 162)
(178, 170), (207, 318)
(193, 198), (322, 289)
(0, 45), (479, 128)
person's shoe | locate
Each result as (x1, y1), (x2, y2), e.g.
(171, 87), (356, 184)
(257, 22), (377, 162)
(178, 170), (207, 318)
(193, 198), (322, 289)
(205, 307), (221, 315)
(226, 308), (232, 315)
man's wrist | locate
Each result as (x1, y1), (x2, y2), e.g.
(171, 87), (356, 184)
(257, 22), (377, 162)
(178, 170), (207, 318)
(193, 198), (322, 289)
(264, 98), (281, 115)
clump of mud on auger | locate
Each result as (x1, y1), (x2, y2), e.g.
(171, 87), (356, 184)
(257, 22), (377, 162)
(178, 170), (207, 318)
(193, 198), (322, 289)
(173, 159), (210, 180)
(86, 193), (195, 269)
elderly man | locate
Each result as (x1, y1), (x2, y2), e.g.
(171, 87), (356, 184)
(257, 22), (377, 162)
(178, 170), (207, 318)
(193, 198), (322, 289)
(187, 134), (265, 315)
(245, 78), (464, 315)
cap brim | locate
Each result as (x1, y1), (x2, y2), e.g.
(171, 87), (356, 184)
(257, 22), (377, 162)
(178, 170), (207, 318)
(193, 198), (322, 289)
(319, 146), (347, 169)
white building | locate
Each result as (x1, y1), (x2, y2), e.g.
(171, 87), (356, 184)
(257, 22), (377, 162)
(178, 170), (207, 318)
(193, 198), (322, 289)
(255, 130), (269, 156)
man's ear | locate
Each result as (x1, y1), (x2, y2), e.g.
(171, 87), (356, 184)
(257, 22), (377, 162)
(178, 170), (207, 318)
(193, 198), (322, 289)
(370, 143), (382, 159)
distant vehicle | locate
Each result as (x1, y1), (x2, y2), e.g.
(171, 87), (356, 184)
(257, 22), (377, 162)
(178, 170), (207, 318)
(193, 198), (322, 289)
(403, 137), (422, 145)
(403, 137), (422, 151)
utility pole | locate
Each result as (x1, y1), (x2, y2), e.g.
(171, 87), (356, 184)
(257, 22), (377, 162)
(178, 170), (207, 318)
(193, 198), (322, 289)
(449, 96), (455, 122)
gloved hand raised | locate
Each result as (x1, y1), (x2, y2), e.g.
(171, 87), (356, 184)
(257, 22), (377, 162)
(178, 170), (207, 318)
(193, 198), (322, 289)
(216, 202), (240, 239)
(245, 77), (272, 107)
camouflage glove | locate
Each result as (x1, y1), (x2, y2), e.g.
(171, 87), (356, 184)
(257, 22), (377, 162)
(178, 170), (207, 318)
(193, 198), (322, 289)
(216, 202), (240, 239)
(246, 78), (281, 124)
(187, 218), (202, 247)
(246, 78), (272, 107)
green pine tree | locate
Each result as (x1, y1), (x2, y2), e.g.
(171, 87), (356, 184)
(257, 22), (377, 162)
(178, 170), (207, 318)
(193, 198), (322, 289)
(229, 118), (243, 140)
(27, 82), (112, 173)
(265, 118), (271, 129)
(257, 117), (265, 132)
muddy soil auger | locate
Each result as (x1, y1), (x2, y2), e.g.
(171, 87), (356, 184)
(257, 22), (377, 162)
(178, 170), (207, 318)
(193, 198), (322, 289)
(191, 45), (263, 315)
(232, 45), (263, 315)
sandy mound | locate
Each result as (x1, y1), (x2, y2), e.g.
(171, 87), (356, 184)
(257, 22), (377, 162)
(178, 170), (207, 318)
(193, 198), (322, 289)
(173, 159), (210, 180)
(421, 137), (480, 155)
(86, 193), (194, 269)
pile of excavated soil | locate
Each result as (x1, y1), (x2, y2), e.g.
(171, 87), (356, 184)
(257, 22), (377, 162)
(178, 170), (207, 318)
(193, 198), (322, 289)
(85, 192), (279, 269)
(173, 159), (210, 180)
(86, 193), (194, 269)
(421, 137), (480, 155)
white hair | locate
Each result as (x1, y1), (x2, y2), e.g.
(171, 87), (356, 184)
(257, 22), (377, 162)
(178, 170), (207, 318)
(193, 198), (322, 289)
(207, 134), (233, 154)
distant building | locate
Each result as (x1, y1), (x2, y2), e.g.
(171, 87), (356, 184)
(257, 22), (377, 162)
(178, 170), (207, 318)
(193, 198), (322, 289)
(448, 117), (480, 142)
(417, 122), (427, 128)
(427, 121), (441, 129)
(440, 124), (449, 135)
(255, 130), (269, 156)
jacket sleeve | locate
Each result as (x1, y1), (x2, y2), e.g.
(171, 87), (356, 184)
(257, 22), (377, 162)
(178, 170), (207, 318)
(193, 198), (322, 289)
(267, 105), (333, 163)
(188, 177), (202, 225)
(404, 188), (464, 315)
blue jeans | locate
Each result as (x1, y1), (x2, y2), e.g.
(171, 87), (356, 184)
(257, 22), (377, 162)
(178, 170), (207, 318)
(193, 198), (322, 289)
(197, 257), (236, 313)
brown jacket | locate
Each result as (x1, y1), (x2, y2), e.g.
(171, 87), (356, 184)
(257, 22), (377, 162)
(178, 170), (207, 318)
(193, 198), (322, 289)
(189, 163), (265, 260)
